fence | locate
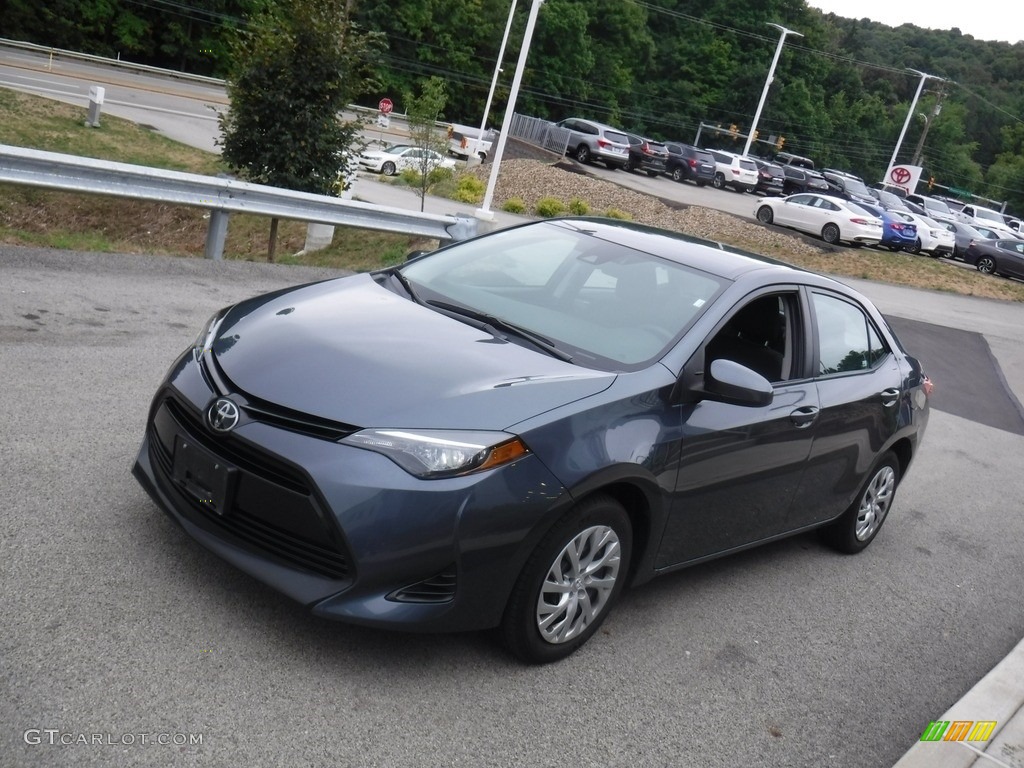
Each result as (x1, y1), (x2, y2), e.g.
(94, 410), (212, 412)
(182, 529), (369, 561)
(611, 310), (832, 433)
(508, 114), (570, 157)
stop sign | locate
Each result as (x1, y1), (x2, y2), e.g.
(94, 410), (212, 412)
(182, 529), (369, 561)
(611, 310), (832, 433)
(378, 98), (393, 115)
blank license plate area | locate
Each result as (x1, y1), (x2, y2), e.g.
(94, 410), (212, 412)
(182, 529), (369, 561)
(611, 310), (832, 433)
(172, 435), (236, 516)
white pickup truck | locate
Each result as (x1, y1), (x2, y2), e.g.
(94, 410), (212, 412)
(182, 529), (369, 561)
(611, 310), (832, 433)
(446, 124), (497, 162)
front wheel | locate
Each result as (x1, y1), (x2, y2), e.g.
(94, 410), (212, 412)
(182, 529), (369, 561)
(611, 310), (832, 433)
(820, 451), (900, 554)
(671, 167), (685, 183)
(822, 223), (841, 244)
(381, 161), (397, 176)
(501, 495), (632, 664)
(756, 205), (774, 224)
(977, 255), (997, 274)
(713, 173), (725, 190)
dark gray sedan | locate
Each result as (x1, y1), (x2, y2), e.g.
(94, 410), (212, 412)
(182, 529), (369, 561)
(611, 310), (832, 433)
(133, 218), (931, 663)
(964, 238), (1024, 279)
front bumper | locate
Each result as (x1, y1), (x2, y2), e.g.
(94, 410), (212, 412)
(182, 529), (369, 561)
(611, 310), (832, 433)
(132, 354), (570, 633)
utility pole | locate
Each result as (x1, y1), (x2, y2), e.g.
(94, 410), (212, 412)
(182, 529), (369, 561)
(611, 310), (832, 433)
(911, 84), (947, 166)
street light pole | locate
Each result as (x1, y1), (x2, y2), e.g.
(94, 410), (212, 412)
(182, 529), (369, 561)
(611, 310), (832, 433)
(477, 0), (543, 220)
(742, 23), (802, 158)
(473, 0), (518, 162)
(887, 69), (942, 173)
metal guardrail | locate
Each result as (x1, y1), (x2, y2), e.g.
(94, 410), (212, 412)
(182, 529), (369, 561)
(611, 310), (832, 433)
(0, 144), (480, 259)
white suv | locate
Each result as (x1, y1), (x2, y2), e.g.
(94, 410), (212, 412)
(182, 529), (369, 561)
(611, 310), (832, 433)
(708, 150), (758, 193)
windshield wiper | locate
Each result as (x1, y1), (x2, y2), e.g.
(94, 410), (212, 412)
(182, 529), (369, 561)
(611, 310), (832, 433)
(388, 269), (424, 305)
(426, 300), (573, 362)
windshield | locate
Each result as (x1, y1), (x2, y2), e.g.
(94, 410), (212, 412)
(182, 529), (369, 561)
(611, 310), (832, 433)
(844, 177), (872, 197)
(974, 208), (1003, 223)
(401, 221), (725, 370)
(925, 199), (952, 215)
(384, 145), (411, 155)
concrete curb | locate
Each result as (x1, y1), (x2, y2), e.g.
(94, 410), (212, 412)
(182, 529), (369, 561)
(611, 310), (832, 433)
(893, 637), (1024, 767)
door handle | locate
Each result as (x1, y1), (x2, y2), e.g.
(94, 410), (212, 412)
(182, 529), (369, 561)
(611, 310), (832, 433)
(880, 388), (901, 407)
(790, 406), (819, 428)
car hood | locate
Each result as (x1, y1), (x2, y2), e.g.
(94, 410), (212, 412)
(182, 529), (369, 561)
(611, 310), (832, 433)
(210, 274), (615, 429)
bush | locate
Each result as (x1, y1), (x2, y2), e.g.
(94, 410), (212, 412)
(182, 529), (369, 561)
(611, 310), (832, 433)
(502, 197), (526, 214)
(452, 174), (485, 204)
(534, 196), (565, 217)
(568, 198), (590, 215)
(604, 208), (632, 220)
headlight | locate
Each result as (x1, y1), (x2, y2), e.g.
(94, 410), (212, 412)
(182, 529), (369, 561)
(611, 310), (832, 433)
(192, 308), (229, 361)
(342, 429), (530, 479)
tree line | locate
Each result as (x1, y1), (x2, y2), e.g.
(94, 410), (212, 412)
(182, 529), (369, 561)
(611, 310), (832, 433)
(5, 0), (1023, 211)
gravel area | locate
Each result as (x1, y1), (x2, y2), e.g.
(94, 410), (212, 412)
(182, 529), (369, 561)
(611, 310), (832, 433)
(466, 157), (829, 262)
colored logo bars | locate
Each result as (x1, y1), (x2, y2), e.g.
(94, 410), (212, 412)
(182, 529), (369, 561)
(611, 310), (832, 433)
(920, 720), (997, 742)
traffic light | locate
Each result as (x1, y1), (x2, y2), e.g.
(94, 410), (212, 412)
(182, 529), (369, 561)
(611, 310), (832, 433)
(928, 176), (935, 191)
(775, 136), (785, 151)
(729, 123), (739, 139)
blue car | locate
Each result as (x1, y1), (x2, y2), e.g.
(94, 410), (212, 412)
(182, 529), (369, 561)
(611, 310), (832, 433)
(859, 201), (918, 251)
(133, 217), (931, 663)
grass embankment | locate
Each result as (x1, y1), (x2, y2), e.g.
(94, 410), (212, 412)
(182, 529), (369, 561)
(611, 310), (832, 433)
(0, 89), (426, 270)
(2, 87), (1023, 302)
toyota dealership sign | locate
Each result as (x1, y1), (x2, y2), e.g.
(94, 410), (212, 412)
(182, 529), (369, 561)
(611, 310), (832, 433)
(884, 164), (923, 194)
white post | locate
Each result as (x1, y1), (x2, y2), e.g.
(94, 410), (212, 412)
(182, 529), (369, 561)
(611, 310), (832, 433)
(477, 0), (544, 220)
(474, 0), (518, 162)
(743, 23), (802, 158)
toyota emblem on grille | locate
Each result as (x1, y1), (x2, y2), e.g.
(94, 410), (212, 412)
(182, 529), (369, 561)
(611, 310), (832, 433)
(207, 398), (240, 433)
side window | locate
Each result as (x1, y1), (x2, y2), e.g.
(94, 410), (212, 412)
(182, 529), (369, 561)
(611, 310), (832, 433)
(705, 293), (797, 383)
(813, 293), (890, 375)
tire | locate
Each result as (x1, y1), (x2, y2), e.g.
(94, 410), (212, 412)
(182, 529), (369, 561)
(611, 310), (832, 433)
(756, 205), (774, 225)
(820, 451), (900, 554)
(381, 161), (397, 176)
(977, 255), (997, 274)
(908, 238), (922, 255)
(671, 167), (684, 183)
(646, 170), (659, 178)
(713, 173), (725, 190)
(501, 495), (632, 664)
(822, 223), (841, 245)
(623, 157), (635, 172)
(574, 145), (591, 164)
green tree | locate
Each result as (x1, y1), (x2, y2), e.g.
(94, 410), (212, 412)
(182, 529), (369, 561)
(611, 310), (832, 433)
(218, 0), (382, 195)
(402, 77), (452, 211)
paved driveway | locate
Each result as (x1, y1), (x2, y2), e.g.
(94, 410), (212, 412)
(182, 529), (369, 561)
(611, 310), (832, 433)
(2, 246), (1023, 768)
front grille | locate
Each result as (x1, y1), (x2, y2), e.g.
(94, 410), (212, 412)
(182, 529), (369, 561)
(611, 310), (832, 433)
(388, 565), (457, 603)
(150, 396), (352, 580)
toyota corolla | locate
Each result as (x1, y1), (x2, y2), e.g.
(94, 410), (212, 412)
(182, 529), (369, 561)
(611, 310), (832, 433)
(133, 218), (931, 663)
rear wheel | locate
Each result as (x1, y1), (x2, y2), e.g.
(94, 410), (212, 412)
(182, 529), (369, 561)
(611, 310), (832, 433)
(574, 145), (591, 164)
(756, 206), (774, 224)
(671, 167), (684, 183)
(908, 238), (922, 255)
(501, 495), (632, 664)
(822, 223), (841, 244)
(821, 452), (900, 554)
(623, 156), (635, 172)
(977, 255), (997, 274)
(713, 173), (725, 190)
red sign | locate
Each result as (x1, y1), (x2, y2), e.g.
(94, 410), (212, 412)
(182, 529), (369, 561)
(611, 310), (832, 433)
(378, 98), (393, 115)
(890, 166), (912, 185)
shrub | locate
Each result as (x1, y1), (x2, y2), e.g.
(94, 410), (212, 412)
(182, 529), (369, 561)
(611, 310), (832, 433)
(568, 198), (590, 215)
(604, 208), (632, 220)
(452, 174), (485, 204)
(502, 197), (526, 214)
(534, 196), (565, 217)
